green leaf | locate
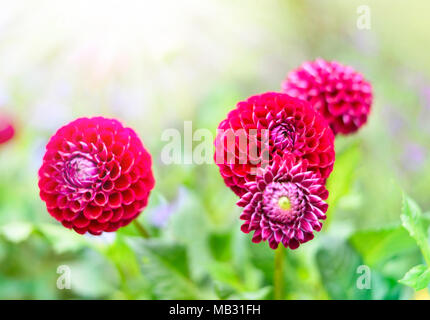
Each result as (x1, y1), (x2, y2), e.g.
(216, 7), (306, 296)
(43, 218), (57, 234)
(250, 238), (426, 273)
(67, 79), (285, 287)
(127, 238), (203, 299)
(36, 223), (88, 254)
(209, 231), (233, 262)
(67, 250), (119, 298)
(100, 236), (150, 299)
(229, 286), (272, 300)
(401, 195), (430, 266)
(213, 282), (236, 300)
(325, 143), (361, 226)
(247, 241), (275, 283)
(349, 225), (417, 267)
(0, 221), (33, 243)
(210, 261), (270, 300)
(399, 264), (430, 291)
(208, 262), (243, 290)
(165, 188), (212, 280)
(103, 236), (141, 278)
(316, 237), (371, 300)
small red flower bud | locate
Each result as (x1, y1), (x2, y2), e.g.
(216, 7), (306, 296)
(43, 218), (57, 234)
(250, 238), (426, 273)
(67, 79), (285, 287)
(0, 115), (15, 144)
(282, 59), (373, 135)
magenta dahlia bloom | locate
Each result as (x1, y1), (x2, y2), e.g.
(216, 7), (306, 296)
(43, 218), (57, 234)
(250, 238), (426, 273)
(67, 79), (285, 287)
(282, 59), (373, 135)
(38, 117), (155, 235)
(237, 156), (328, 249)
(0, 115), (15, 144)
(214, 92), (335, 197)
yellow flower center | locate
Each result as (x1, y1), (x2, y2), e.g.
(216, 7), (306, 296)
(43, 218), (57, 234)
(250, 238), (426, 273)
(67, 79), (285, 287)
(278, 196), (291, 211)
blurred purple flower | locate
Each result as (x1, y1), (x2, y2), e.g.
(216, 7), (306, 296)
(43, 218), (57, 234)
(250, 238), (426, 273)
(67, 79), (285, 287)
(85, 231), (116, 244)
(396, 68), (430, 136)
(420, 86), (430, 109)
(29, 83), (72, 131)
(398, 67), (428, 89)
(30, 137), (48, 173)
(352, 31), (379, 56)
(418, 86), (430, 135)
(383, 104), (406, 136)
(401, 143), (426, 173)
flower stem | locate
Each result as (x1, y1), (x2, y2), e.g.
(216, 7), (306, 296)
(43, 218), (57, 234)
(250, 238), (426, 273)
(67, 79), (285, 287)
(133, 220), (150, 239)
(274, 246), (285, 300)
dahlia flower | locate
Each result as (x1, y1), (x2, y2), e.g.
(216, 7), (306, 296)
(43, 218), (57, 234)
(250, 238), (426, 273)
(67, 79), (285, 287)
(237, 156), (328, 249)
(214, 92), (335, 197)
(38, 117), (155, 235)
(0, 115), (15, 144)
(282, 58), (373, 135)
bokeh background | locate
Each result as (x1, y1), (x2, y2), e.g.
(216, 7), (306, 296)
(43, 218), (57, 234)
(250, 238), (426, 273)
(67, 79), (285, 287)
(0, 0), (429, 299)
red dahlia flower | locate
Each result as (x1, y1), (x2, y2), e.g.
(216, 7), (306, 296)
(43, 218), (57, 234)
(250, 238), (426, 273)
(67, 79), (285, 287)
(237, 156), (328, 249)
(38, 117), (155, 235)
(214, 92), (335, 197)
(282, 58), (373, 135)
(0, 115), (15, 144)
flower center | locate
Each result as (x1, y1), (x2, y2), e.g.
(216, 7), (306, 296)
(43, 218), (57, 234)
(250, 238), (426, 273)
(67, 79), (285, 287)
(271, 123), (296, 152)
(64, 155), (98, 188)
(262, 182), (303, 223)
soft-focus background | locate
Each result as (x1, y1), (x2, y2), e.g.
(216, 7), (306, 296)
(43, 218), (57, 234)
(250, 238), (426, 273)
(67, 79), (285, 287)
(0, 0), (429, 299)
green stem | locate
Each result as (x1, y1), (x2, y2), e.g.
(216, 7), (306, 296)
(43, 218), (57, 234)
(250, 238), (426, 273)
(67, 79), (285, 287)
(133, 220), (150, 239)
(274, 246), (285, 300)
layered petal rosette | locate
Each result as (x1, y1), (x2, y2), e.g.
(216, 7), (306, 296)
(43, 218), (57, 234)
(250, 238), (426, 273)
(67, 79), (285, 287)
(38, 117), (155, 235)
(237, 156), (328, 249)
(282, 58), (373, 135)
(214, 92), (335, 197)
